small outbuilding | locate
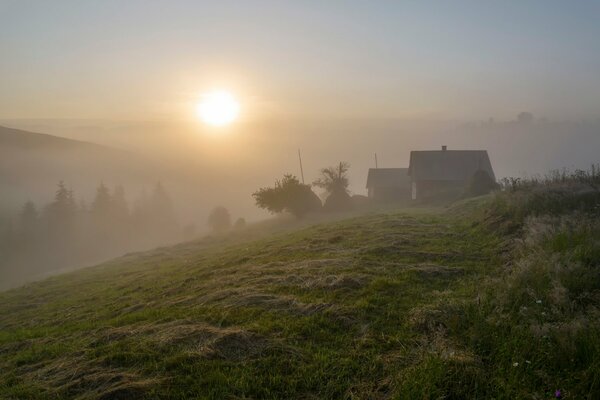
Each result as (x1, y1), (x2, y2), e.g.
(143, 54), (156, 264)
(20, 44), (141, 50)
(366, 168), (411, 202)
(408, 146), (495, 201)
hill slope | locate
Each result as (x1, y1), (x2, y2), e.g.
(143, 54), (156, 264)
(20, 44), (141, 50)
(0, 125), (156, 213)
(1, 198), (599, 399)
(0, 125), (117, 150)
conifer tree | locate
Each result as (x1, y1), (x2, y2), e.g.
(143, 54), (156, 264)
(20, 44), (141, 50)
(45, 181), (77, 226)
(91, 182), (111, 218)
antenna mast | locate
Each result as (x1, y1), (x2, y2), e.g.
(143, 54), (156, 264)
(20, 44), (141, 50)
(375, 153), (378, 168)
(298, 149), (305, 184)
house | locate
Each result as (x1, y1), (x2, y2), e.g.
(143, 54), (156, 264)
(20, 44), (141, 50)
(365, 168), (411, 202)
(408, 146), (495, 200)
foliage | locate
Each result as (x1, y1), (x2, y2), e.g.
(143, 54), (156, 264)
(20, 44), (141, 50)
(44, 180), (77, 227)
(323, 190), (353, 212)
(491, 165), (600, 224)
(314, 162), (353, 212)
(313, 161), (350, 195)
(207, 206), (232, 233)
(91, 182), (112, 217)
(253, 174), (321, 218)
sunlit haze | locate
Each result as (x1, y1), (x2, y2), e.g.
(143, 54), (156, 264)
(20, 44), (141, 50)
(1, 1), (600, 282)
(196, 91), (240, 127)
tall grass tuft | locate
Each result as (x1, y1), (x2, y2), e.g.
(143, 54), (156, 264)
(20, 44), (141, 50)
(490, 165), (600, 224)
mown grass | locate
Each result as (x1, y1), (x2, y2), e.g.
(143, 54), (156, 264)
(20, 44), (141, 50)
(1, 190), (599, 399)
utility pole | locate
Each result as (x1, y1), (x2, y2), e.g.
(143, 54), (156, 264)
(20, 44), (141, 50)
(375, 153), (378, 168)
(298, 149), (305, 184)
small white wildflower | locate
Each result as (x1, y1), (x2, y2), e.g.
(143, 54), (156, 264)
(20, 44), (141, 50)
(536, 299), (542, 304)
(513, 362), (519, 367)
(541, 312), (547, 316)
(525, 360), (531, 364)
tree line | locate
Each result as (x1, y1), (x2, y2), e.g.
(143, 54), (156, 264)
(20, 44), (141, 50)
(1, 181), (180, 281)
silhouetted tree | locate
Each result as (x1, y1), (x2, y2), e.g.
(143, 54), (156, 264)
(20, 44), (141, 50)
(313, 162), (350, 195)
(91, 182), (111, 218)
(45, 181), (77, 228)
(517, 111), (534, 124)
(208, 206), (231, 233)
(314, 162), (353, 212)
(253, 174), (321, 218)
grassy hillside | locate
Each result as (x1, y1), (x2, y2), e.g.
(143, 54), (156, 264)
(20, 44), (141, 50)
(1, 190), (599, 399)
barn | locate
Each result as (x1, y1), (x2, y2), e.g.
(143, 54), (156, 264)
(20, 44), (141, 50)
(365, 168), (411, 202)
(408, 146), (495, 201)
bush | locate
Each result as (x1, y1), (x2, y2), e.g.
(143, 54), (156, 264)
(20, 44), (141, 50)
(323, 190), (352, 212)
(208, 206), (231, 233)
(314, 162), (353, 212)
(253, 175), (321, 218)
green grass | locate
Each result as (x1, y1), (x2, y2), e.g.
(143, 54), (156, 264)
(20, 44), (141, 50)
(1, 199), (598, 399)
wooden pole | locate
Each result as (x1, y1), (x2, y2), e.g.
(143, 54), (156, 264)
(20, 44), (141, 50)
(375, 153), (378, 168)
(298, 149), (305, 184)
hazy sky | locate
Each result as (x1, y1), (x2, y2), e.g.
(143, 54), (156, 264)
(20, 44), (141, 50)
(2, 0), (600, 121)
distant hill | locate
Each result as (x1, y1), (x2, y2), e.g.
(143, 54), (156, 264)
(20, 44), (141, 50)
(0, 125), (157, 215)
(0, 125), (117, 151)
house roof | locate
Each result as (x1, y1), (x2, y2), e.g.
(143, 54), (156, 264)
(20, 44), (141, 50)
(366, 168), (409, 189)
(408, 150), (495, 182)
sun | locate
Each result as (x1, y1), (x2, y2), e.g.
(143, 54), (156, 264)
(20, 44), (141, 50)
(196, 90), (240, 127)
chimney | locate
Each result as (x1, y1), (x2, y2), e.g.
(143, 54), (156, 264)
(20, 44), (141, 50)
(442, 145), (447, 151)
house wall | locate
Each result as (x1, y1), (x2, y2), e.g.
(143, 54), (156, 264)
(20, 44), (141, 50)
(370, 186), (411, 202)
(413, 180), (466, 201)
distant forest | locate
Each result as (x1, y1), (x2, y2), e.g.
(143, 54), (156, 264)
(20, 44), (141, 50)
(0, 181), (183, 288)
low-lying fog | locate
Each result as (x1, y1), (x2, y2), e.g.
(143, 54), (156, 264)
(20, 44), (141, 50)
(1, 116), (599, 289)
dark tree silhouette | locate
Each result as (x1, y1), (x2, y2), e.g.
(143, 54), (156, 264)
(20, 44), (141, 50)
(517, 111), (534, 124)
(253, 174), (321, 218)
(314, 162), (353, 212)
(45, 181), (77, 227)
(91, 182), (111, 218)
(208, 206), (231, 233)
(313, 162), (350, 195)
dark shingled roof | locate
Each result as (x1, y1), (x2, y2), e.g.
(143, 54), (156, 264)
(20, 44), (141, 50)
(366, 168), (409, 189)
(408, 150), (495, 182)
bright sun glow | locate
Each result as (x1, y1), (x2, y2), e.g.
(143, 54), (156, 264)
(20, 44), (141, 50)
(196, 90), (240, 126)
